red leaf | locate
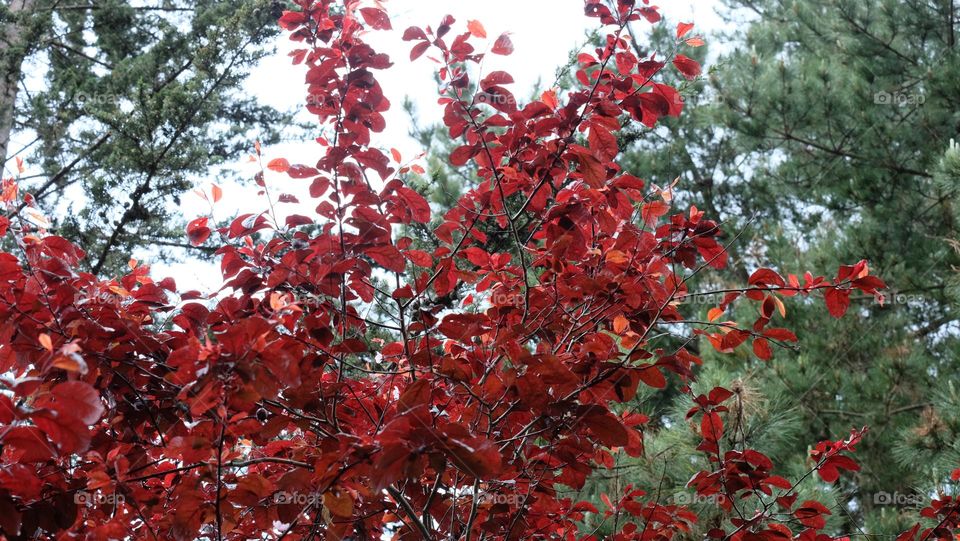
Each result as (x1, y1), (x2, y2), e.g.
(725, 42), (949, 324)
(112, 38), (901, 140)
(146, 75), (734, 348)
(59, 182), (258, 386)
(572, 148), (606, 188)
(410, 41), (430, 61)
(638, 6), (661, 23)
(818, 455), (860, 483)
(701, 412), (723, 442)
(309, 176), (331, 198)
(445, 436), (501, 478)
(586, 412), (629, 447)
(824, 288), (851, 318)
(764, 328), (798, 342)
(480, 71), (514, 89)
(396, 186), (432, 223)
(404, 249), (433, 267)
(402, 26), (428, 41)
(795, 500), (831, 529)
(637, 365), (666, 388)
(676, 22), (694, 39)
(491, 33), (514, 55)
(360, 7), (392, 30)
(50, 381), (104, 425)
(365, 245), (406, 273)
(277, 10), (306, 30)
(186, 217), (211, 246)
(1, 427), (54, 462)
(753, 338), (772, 361)
(397, 380), (431, 412)
(287, 164), (319, 178)
(450, 144), (478, 166)
(673, 54), (702, 80)
(285, 214), (313, 227)
(748, 268), (786, 287)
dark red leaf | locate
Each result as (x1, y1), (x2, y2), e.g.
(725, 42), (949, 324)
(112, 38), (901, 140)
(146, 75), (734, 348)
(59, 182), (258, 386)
(491, 33), (514, 55)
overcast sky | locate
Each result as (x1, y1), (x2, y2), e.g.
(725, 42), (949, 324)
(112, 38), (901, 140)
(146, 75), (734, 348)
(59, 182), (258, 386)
(154, 0), (725, 292)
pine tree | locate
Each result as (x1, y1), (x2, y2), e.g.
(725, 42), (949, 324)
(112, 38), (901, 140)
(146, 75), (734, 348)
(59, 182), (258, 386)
(0, 0), (289, 275)
(594, 0), (960, 535)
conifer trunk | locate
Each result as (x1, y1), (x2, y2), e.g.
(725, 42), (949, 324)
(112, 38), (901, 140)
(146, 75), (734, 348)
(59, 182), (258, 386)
(0, 0), (36, 166)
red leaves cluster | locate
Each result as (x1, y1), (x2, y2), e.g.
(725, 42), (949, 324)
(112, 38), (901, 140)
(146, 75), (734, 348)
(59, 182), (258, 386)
(809, 428), (865, 483)
(897, 493), (960, 541)
(686, 395), (869, 541)
(0, 1), (940, 540)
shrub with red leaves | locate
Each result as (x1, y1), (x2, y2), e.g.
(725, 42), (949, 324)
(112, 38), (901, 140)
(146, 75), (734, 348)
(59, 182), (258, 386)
(2, 1), (951, 540)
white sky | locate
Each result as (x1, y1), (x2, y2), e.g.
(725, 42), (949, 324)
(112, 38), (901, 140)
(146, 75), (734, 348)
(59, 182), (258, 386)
(152, 0), (725, 292)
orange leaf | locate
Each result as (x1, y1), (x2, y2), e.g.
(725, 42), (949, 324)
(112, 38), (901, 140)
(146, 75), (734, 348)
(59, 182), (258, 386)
(467, 19), (487, 38)
(605, 250), (629, 265)
(613, 314), (629, 334)
(541, 89), (558, 109)
(685, 37), (705, 47)
(53, 353), (88, 374)
(707, 307), (724, 322)
(773, 295), (787, 317)
(269, 292), (288, 311)
(324, 491), (354, 518)
(211, 183), (222, 203)
(641, 200), (669, 226)
(38, 333), (53, 352)
(1, 179), (17, 202)
(267, 158), (290, 173)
